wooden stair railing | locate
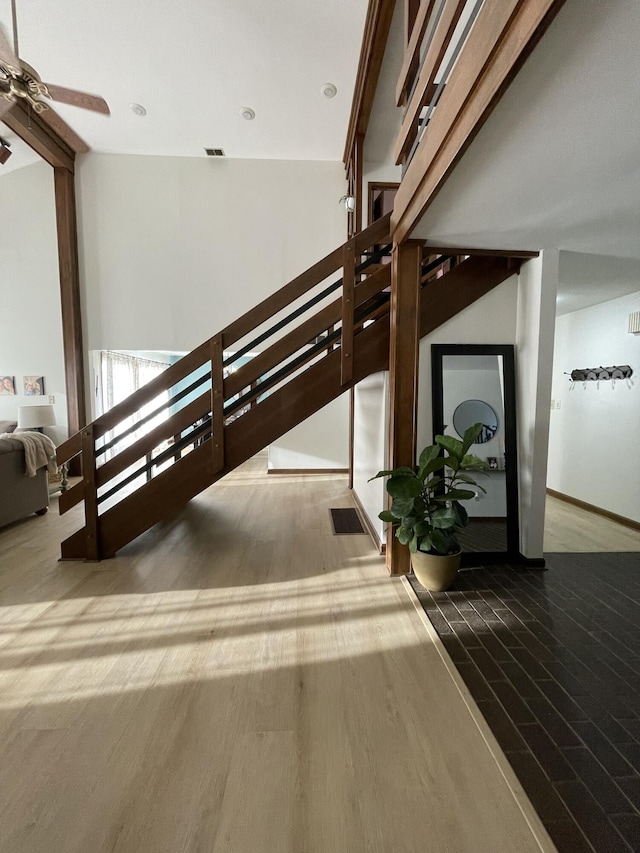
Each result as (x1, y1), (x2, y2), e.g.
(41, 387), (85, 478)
(58, 214), (391, 559)
(56, 213), (524, 560)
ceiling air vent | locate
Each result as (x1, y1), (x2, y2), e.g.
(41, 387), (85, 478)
(205, 148), (225, 157)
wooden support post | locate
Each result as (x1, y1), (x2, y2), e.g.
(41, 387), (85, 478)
(341, 240), (356, 386)
(81, 424), (100, 561)
(386, 240), (423, 575)
(210, 335), (225, 473)
(354, 132), (364, 235)
(54, 167), (87, 444)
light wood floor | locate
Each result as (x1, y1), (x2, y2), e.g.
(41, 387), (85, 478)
(544, 494), (640, 552)
(0, 455), (555, 853)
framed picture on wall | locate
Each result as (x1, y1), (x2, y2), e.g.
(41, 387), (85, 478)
(0, 376), (16, 395)
(23, 375), (45, 396)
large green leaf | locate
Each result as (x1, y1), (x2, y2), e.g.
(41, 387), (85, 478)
(386, 475), (422, 499)
(435, 434), (464, 460)
(461, 422), (483, 456)
(430, 529), (448, 554)
(409, 535), (419, 554)
(460, 453), (487, 470)
(455, 472), (486, 493)
(417, 533), (433, 553)
(425, 476), (443, 491)
(451, 501), (468, 528)
(421, 456), (449, 478)
(378, 509), (397, 523)
(390, 497), (416, 519)
(444, 488), (476, 502)
(418, 444), (440, 470)
(368, 465), (416, 482)
(414, 520), (433, 537)
(431, 507), (457, 529)
(396, 525), (414, 545)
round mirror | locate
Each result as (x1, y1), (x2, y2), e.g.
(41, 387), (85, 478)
(452, 400), (499, 444)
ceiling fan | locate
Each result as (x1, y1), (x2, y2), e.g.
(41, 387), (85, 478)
(0, 0), (109, 121)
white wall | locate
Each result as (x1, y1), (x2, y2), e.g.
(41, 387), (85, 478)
(268, 393), (349, 470)
(0, 161), (67, 444)
(548, 290), (640, 522)
(76, 152), (350, 459)
(76, 154), (347, 352)
(352, 372), (389, 544)
(516, 252), (558, 558)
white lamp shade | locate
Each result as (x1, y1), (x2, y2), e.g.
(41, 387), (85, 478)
(17, 404), (56, 429)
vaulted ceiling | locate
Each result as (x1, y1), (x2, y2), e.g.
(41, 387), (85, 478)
(1, 0), (368, 160)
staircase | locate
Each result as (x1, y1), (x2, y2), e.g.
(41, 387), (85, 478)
(56, 213), (524, 560)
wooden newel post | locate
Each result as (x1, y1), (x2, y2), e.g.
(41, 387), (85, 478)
(341, 239), (356, 386)
(386, 239), (423, 575)
(81, 424), (100, 561)
(211, 335), (225, 474)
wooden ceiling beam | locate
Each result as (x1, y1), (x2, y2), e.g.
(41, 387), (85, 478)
(3, 101), (76, 171)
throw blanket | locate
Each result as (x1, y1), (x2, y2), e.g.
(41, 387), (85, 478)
(0, 431), (57, 477)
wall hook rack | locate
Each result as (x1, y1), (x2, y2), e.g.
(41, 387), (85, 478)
(565, 365), (633, 382)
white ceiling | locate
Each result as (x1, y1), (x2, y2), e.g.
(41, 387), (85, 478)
(0, 0), (368, 160)
(411, 0), (640, 311)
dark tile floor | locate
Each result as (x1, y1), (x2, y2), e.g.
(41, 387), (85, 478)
(409, 552), (640, 853)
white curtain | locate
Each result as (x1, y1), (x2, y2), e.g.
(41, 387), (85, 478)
(100, 351), (169, 461)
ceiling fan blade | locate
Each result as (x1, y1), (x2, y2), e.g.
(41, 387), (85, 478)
(42, 82), (110, 115)
(0, 23), (20, 71)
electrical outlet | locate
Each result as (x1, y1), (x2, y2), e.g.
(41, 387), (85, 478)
(556, 400), (561, 409)
(48, 395), (55, 404)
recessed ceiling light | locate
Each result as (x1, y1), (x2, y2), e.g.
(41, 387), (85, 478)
(321, 83), (337, 99)
(239, 107), (255, 121)
(130, 103), (147, 117)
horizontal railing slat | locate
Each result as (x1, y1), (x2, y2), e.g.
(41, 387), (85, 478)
(353, 212), (392, 254)
(221, 212), (391, 349)
(95, 393), (212, 489)
(395, 0), (467, 165)
(91, 341), (212, 439)
(58, 479), (84, 515)
(223, 264), (391, 400)
(56, 432), (82, 466)
(396, 0), (437, 106)
(221, 247), (344, 349)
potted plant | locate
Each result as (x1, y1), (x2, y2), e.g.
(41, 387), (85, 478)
(371, 422), (487, 591)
